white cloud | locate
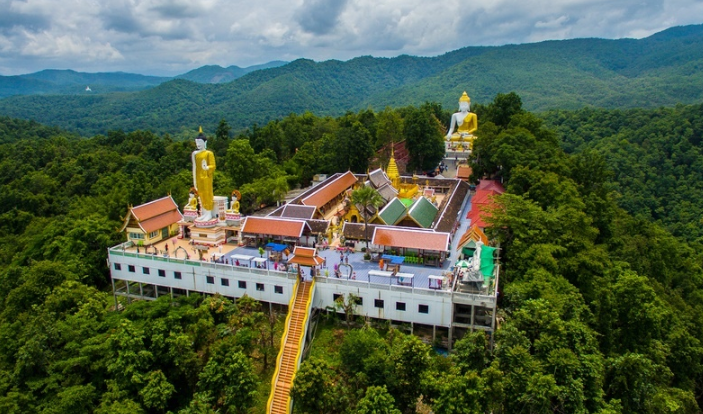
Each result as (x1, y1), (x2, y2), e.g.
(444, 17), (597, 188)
(0, 0), (700, 75)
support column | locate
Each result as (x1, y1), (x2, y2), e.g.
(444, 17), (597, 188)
(470, 305), (475, 331)
(112, 277), (118, 311)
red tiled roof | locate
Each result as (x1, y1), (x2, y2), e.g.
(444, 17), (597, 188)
(242, 217), (309, 238)
(302, 171), (358, 208)
(476, 180), (505, 193)
(467, 203), (494, 229)
(120, 196), (182, 233)
(372, 227), (449, 251)
(132, 196), (179, 221)
(472, 189), (502, 205)
(141, 210), (182, 233)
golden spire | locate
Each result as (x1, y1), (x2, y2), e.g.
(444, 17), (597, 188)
(387, 142), (399, 189)
(460, 91), (470, 103)
(199, 126), (203, 133)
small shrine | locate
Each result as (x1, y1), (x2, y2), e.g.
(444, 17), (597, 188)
(120, 196), (182, 246)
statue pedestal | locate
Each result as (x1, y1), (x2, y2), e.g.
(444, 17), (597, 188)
(194, 218), (219, 228)
(183, 209), (198, 222)
(225, 211), (242, 226)
(189, 224), (225, 247)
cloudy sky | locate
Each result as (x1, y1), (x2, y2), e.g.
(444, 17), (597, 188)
(0, 0), (701, 76)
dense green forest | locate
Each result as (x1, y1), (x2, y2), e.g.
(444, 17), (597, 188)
(1, 24), (703, 136)
(542, 105), (703, 243)
(1, 94), (703, 413)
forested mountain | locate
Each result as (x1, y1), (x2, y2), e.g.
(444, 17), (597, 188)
(0, 62), (288, 98)
(1, 24), (703, 136)
(0, 70), (170, 98)
(1, 94), (703, 412)
(175, 61), (288, 83)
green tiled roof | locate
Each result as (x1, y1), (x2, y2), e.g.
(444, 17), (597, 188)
(399, 198), (414, 208)
(378, 198), (407, 225)
(408, 197), (438, 228)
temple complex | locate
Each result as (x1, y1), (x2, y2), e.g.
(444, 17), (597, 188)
(108, 118), (499, 414)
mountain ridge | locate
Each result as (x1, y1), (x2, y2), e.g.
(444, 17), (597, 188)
(1, 24), (702, 136)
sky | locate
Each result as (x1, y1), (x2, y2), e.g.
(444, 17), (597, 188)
(0, 0), (701, 77)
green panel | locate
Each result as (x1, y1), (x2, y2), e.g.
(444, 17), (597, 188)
(480, 246), (497, 277)
(462, 247), (475, 256)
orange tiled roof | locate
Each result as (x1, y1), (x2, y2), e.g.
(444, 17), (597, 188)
(242, 217), (309, 238)
(302, 171), (358, 208)
(288, 255), (325, 266)
(456, 224), (489, 250)
(372, 227), (449, 251)
(288, 246), (325, 266)
(456, 165), (472, 180)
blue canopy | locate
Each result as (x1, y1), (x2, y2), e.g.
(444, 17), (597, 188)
(381, 254), (405, 264)
(265, 242), (288, 252)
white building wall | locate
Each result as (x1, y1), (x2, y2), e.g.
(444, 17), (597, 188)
(313, 278), (454, 327)
(109, 249), (495, 328)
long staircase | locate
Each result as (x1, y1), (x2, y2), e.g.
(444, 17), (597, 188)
(267, 279), (314, 414)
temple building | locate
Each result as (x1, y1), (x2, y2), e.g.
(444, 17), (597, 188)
(119, 196), (182, 246)
(107, 113), (500, 414)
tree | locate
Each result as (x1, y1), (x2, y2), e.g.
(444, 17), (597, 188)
(138, 370), (175, 412)
(334, 293), (360, 329)
(484, 92), (523, 128)
(291, 357), (346, 414)
(375, 107), (404, 158)
(196, 346), (258, 414)
(351, 186), (384, 249)
(403, 105), (445, 173)
(355, 385), (401, 414)
(212, 118), (231, 158)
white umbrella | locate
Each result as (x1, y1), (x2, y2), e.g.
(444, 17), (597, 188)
(455, 260), (471, 268)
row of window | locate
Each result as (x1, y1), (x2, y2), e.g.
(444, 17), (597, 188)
(113, 263), (284, 294)
(332, 294), (429, 314)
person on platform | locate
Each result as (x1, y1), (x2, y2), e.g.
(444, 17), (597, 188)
(446, 92), (478, 139)
(192, 127), (216, 221)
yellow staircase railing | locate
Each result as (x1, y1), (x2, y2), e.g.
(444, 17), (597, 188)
(267, 278), (315, 414)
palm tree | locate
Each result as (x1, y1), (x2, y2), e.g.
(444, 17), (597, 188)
(351, 186), (384, 249)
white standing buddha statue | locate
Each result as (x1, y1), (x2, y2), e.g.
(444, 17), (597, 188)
(192, 127), (216, 222)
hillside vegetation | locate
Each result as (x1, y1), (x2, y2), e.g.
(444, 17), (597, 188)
(1, 25), (703, 136)
(1, 94), (703, 412)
